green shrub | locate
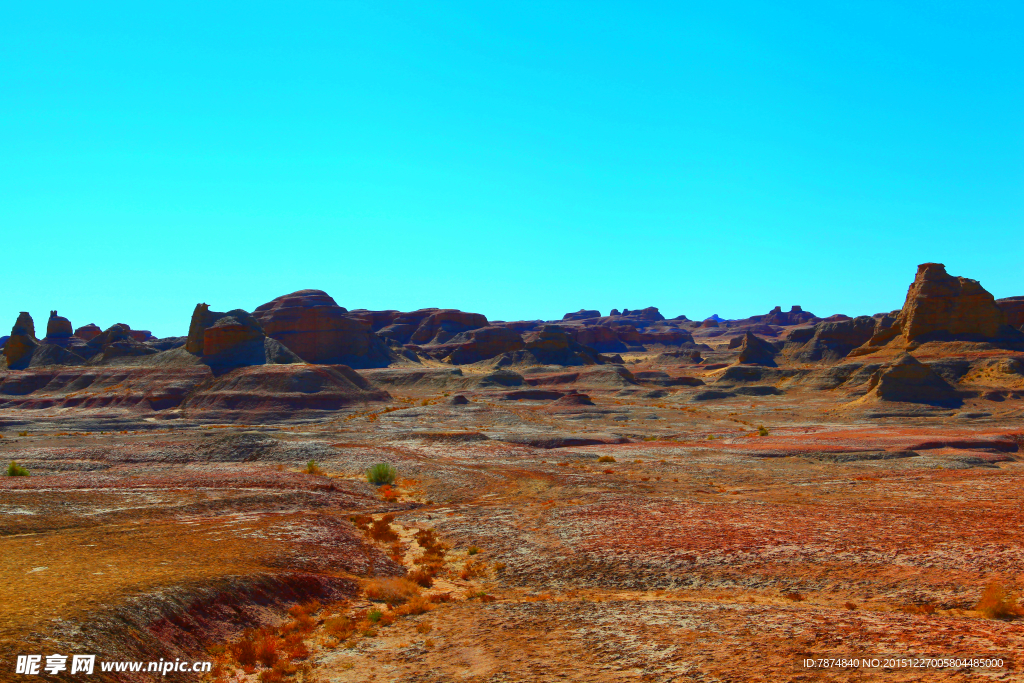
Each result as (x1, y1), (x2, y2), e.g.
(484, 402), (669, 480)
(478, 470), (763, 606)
(366, 463), (397, 486)
(597, 455), (616, 463)
(7, 461), (29, 477)
(305, 460), (323, 475)
(757, 425), (770, 437)
(367, 609), (382, 623)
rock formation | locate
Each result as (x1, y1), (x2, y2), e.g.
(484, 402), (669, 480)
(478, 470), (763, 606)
(898, 263), (1007, 340)
(790, 316), (877, 362)
(562, 310), (601, 321)
(2, 313), (39, 369)
(422, 326), (525, 364)
(854, 263), (1024, 353)
(253, 290), (393, 368)
(186, 303), (301, 372)
(13, 312), (35, 339)
(74, 324), (102, 341)
(182, 364), (390, 420)
(735, 332), (778, 366)
(997, 296), (1024, 330)
(46, 311), (73, 340)
(493, 326), (607, 367)
(763, 306), (817, 326)
(861, 354), (960, 405)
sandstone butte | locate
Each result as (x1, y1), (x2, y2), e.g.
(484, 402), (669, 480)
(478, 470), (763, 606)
(854, 262), (1023, 355)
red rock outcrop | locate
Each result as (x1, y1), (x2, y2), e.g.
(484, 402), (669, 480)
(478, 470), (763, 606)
(562, 310), (601, 321)
(46, 311), (73, 339)
(74, 324), (102, 341)
(203, 315), (264, 357)
(408, 310), (488, 345)
(763, 305), (817, 326)
(854, 264), (1023, 353)
(13, 312), (35, 339)
(369, 308), (487, 345)
(997, 296), (1024, 329)
(735, 332), (778, 366)
(3, 313), (39, 369)
(186, 304), (301, 371)
(423, 326), (525, 364)
(253, 290), (393, 368)
(897, 263), (1006, 340)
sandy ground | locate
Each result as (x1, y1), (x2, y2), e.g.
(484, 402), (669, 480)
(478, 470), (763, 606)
(2, 353), (1023, 682)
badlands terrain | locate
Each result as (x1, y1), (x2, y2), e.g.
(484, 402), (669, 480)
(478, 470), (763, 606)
(2, 263), (1024, 682)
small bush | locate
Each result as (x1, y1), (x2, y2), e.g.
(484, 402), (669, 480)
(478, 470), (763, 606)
(597, 455), (616, 463)
(408, 568), (434, 588)
(7, 461), (29, 477)
(416, 621), (433, 634)
(467, 546), (480, 555)
(232, 631), (259, 667)
(368, 515), (399, 543)
(757, 425), (769, 436)
(255, 634), (280, 667)
(976, 582), (1024, 620)
(367, 463), (397, 485)
(305, 460), (323, 475)
(367, 609), (383, 623)
(365, 577), (421, 605)
(459, 559), (488, 580)
(18, 431), (28, 437)
(395, 595), (433, 616)
(324, 616), (355, 640)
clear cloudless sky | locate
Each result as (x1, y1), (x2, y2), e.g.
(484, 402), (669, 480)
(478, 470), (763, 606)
(2, 2), (1022, 337)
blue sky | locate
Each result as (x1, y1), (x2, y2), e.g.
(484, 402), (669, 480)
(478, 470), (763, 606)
(3, 2), (1022, 337)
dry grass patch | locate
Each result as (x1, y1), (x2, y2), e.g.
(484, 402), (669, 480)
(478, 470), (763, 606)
(365, 577), (421, 605)
(976, 582), (1024, 620)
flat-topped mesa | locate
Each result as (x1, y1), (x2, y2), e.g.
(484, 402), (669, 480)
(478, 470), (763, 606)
(252, 290), (393, 368)
(854, 263), (1023, 354)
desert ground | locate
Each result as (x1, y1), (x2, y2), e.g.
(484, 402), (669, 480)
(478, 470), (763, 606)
(2, 265), (1024, 682)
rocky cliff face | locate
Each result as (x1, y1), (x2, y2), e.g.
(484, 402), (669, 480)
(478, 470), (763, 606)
(897, 263), (1007, 340)
(186, 303), (300, 372)
(854, 263), (1023, 353)
(997, 296), (1024, 330)
(253, 290), (393, 368)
